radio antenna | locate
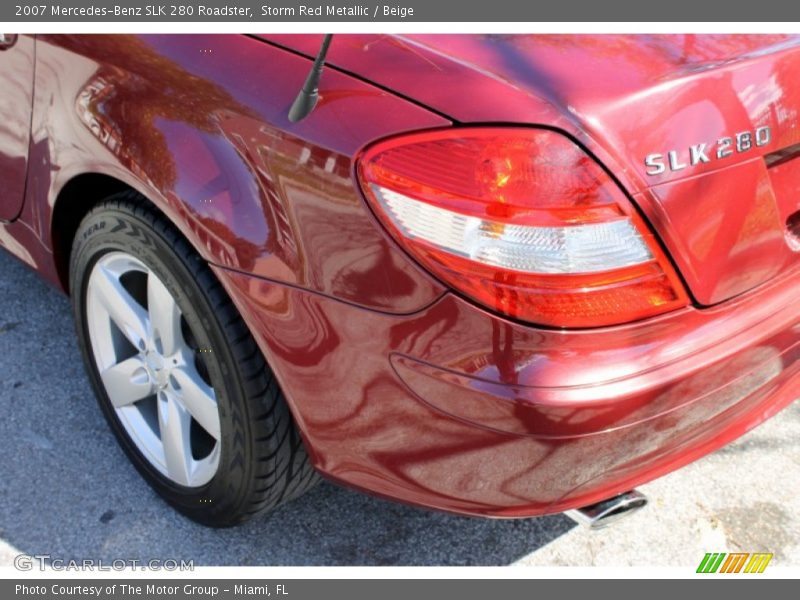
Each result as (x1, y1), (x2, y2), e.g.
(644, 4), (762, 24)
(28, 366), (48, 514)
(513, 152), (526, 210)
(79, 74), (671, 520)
(288, 34), (333, 122)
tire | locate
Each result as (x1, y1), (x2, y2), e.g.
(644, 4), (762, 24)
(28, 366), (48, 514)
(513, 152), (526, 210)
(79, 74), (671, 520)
(69, 192), (319, 527)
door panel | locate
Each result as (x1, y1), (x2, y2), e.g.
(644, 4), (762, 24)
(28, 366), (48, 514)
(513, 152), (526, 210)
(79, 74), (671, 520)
(0, 34), (34, 221)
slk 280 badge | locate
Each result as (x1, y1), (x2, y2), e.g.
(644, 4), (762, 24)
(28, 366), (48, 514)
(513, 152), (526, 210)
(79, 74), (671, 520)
(644, 126), (771, 175)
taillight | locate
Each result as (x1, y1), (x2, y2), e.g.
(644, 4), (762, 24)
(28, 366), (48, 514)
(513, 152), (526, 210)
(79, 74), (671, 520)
(357, 128), (688, 328)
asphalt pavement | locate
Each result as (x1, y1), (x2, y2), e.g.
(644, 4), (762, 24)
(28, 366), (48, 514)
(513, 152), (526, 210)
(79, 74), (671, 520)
(0, 248), (798, 567)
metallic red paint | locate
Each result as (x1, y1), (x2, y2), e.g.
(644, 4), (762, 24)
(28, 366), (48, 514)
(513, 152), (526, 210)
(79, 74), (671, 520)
(1, 34), (798, 517)
(213, 261), (799, 515)
(19, 34), (448, 311)
(0, 34), (34, 222)
(268, 34), (800, 305)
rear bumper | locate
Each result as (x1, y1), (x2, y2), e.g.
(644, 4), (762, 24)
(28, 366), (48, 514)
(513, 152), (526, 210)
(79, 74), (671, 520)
(213, 264), (800, 517)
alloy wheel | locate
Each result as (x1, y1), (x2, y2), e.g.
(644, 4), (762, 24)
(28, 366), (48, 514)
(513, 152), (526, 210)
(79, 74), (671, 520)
(85, 252), (220, 487)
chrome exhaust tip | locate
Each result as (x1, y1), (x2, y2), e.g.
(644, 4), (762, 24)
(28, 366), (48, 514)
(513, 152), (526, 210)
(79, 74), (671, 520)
(565, 490), (648, 529)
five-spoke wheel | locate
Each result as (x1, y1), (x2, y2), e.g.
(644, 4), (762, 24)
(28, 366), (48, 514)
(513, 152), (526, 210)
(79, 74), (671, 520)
(71, 195), (318, 526)
(87, 252), (220, 487)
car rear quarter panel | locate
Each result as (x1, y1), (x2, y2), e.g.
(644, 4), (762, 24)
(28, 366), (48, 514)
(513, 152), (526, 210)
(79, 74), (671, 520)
(23, 34), (447, 312)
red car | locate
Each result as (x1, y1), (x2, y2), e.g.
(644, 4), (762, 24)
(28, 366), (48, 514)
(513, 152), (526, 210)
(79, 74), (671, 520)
(1, 33), (798, 527)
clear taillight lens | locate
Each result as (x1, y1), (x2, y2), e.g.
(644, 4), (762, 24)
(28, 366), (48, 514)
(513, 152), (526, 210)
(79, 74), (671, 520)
(357, 128), (688, 328)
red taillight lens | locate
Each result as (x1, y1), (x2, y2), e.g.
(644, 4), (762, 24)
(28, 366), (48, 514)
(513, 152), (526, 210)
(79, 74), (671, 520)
(357, 128), (688, 328)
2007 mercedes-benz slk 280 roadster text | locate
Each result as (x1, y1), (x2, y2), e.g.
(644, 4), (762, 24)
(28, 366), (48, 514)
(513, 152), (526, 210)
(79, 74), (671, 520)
(1, 33), (798, 527)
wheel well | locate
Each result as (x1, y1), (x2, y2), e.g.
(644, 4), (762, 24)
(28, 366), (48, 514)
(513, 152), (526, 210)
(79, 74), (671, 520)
(51, 173), (135, 292)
